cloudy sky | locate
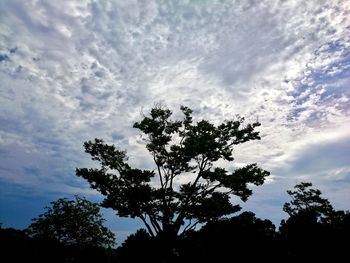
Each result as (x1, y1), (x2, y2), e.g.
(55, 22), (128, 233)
(1, 0), (349, 243)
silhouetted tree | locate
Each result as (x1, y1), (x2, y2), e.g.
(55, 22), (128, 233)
(283, 182), (334, 221)
(0, 226), (117, 263)
(115, 229), (158, 262)
(0, 226), (69, 263)
(115, 212), (277, 263)
(279, 182), (349, 260)
(26, 196), (115, 248)
(186, 212), (277, 262)
(76, 106), (270, 260)
(0, 227), (34, 262)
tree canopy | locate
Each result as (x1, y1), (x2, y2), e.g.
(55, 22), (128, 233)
(26, 196), (115, 248)
(76, 106), (270, 243)
(279, 182), (349, 261)
(283, 182), (334, 220)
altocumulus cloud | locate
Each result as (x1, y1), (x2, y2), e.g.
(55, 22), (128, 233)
(0, 0), (349, 232)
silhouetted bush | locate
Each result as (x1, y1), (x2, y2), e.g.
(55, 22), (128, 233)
(0, 227), (117, 263)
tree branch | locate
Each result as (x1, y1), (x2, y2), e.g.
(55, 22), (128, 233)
(192, 156), (208, 189)
(152, 153), (173, 229)
(148, 213), (162, 233)
(180, 220), (200, 236)
(162, 166), (170, 188)
(198, 183), (222, 196)
(174, 156), (208, 233)
(139, 214), (155, 237)
(153, 154), (164, 189)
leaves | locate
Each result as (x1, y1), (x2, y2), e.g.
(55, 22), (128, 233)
(186, 192), (242, 222)
(283, 182), (334, 219)
(84, 139), (129, 172)
(76, 106), (269, 237)
(26, 196), (115, 247)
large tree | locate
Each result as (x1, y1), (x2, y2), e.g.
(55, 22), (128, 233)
(26, 196), (115, 248)
(76, 106), (269, 247)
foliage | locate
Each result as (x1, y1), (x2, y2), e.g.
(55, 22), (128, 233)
(0, 227), (117, 263)
(115, 229), (157, 262)
(280, 182), (349, 260)
(283, 182), (334, 221)
(115, 212), (277, 263)
(26, 196), (115, 248)
(188, 212), (277, 262)
(76, 106), (270, 242)
(1, 181), (349, 262)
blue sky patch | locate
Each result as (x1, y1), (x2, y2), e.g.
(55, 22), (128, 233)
(0, 54), (9, 62)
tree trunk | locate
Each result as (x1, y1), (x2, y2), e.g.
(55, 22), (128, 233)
(157, 225), (180, 263)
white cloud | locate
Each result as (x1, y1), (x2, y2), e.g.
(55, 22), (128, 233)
(1, 0), (350, 231)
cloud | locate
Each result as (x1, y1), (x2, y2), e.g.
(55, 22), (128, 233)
(239, 132), (350, 224)
(0, 0), (349, 234)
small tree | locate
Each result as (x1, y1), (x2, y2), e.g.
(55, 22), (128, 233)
(283, 182), (334, 220)
(76, 106), (269, 255)
(26, 196), (115, 248)
(280, 182), (344, 260)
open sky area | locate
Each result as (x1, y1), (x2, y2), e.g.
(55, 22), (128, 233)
(1, 0), (349, 244)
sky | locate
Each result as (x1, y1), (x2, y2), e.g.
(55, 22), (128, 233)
(0, 0), (349, 244)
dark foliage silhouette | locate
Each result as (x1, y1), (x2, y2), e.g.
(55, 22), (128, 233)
(26, 196), (115, 248)
(0, 227), (34, 262)
(76, 105), (270, 260)
(192, 211), (277, 261)
(280, 182), (350, 260)
(114, 182), (350, 262)
(0, 226), (117, 263)
(1, 181), (349, 262)
(283, 182), (334, 219)
(115, 229), (158, 262)
(115, 212), (278, 263)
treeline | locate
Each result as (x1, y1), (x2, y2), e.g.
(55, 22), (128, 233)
(1, 182), (349, 262)
(116, 208), (350, 262)
(0, 228), (115, 263)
